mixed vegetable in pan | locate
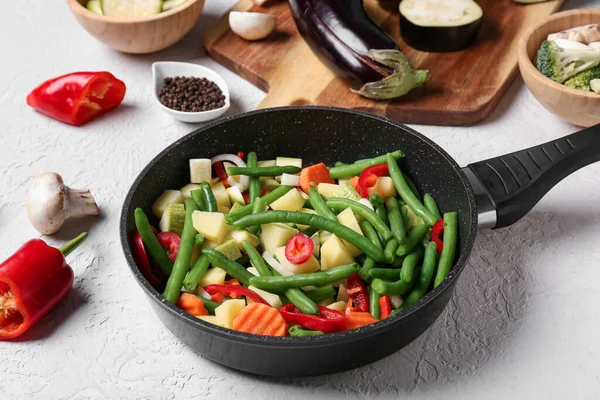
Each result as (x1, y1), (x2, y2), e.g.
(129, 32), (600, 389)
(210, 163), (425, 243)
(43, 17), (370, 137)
(131, 151), (458, 337)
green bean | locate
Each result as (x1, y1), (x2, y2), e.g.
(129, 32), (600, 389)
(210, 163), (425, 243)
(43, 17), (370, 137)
(134, 208), (173, 276)
(164, 198), (200, 303)
(369, 268), (402, 281)
(200, 182), (217, 212)
(423, 194), (442, 221)
(371, 266), (420, 296)
(400, 206), (409, 228)
(195, 233), (205, 245)
(369, 288), (381, 319)
(248, 198), (265, 234)
(334, 161), (347, 167)
(400, 247), (424, 283)
(242, 240), (272, 277)
(233, 212), (385, 262)
(227, 166), (302, 177)
(303, 286), (336, 302)
(386, 197), (406, 243)
(289, 325), (324, 336)
(247, 152), (261, 203)
(433, 212), (458, 288)
(191, 189), (206, 211)
(329, 150), (404, 179)
(384, 239), (399, 264)
(403, 172), (423, 203)
(308, 188), (337, 221)
(197, 296), (220, 314)
(391, 256), (404, 268)
(397, 241), (438, 311)
(183, 255), (210, 291)
(326, 198), (392, 241)
(203, 248), (254, 286)
(386, 153), (436, 226)
(397, 224), (429, 257)
(358, 257), (376, 283)
(249, 263), (358, 290)
(375, 204), (388, 227)
(225, 185), (293, 222)
(359, 220), (383, 249)
(369, 194), (384, 208)
(271, 269), (319, 315)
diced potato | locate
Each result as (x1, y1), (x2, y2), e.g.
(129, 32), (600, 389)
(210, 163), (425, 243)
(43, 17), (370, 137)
(320, 234), (354, 271)
(190, 159), (212, 184)
(231, 230), (260, 249)
(218, 205), (231, 214)
(276, 157), (302, 168)
(337, 208), (364, 257)
(247, 267), (259, 276)
(192, 211), (229, 244)
(261, 178), (280, 190)
(297, 208), (317, 230)
(180, 183), (202, 198)
(317, 183), (341, 199)
(197, 315), (225, 327)
(367, 176), (397, 201)
(319, 230), (332, 245)
(201, 240), (220, 250)
(270, 189), (305, 212)
(300, 191), (309, 200)
(337, 284), (349, 302)
(317, 297), (335, 306)
(215, 299), (246, 329)
(223, 162), (241, 183)
(229, 202), (244, 214)
(248, 286), (283, 309)
(260, 223), (298, 253)
(152, 190), (184, 218)
(280, 173), (300, 186)
(211, 182), (232, 208)
(200, 267), (227, 287)
(226, 186), (245, 205)
(215, 239), (242, 261)
(390, 295), (404, 309)
(274, 246), (320, 274)
(311, 233), (320, 258)
(402, 205), (423, 229)
(257, 160), (276, 168)
(327, 301), (347, 312)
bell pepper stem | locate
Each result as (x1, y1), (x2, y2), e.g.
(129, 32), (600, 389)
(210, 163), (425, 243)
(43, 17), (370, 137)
(59, 232), (88, 257)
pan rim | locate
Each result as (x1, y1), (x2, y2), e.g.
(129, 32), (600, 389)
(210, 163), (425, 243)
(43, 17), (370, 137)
(119, 105), (478, 347)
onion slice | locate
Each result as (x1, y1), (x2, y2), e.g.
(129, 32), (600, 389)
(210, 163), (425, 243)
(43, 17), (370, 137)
(262, 251), (294, 276)
(211, 154), (249, 192)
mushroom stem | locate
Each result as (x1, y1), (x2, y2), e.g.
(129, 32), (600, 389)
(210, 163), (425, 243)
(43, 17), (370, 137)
(66, 188), (100, 218)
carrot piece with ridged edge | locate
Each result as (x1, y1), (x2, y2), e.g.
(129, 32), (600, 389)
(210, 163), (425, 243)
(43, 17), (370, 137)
(233, 303), (288, 336)
(177, 293), (209, 317)
(345, 311), (378, 330)
(299, 163), (335, 193)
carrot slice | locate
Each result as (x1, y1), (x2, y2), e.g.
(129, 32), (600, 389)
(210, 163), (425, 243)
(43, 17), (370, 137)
(345, 312), (378, 330)
(299, 163), (335, 193)
(349, 176), (360, 192)
(233, 303), (288, 336)
(177, 293), (208, 317)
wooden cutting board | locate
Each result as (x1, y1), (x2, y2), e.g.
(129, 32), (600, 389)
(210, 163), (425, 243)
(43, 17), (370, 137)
(204, 0), (565, 126)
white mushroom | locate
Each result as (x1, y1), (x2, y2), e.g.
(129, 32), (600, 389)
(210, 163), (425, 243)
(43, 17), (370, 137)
(229, 11), (276, 41)
(548, 24), (600, 45)
(26, 172), (99, 235)
(588, 42), (600, 49)
(551, 38), (590, 50)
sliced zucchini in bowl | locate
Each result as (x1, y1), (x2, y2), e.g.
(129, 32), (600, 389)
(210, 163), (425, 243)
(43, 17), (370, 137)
(101, 0), (163, 18)
(86, 0), (103, 15)
(399, 0), (483, 53)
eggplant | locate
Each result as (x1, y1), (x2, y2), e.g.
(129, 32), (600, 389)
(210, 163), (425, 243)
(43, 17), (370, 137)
(399, 0), (483, 53)
(289, 0), (428, 100)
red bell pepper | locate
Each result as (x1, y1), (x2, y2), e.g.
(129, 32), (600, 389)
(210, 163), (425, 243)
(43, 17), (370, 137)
(26, 71), (126, 126)
(131, 231), (164, 287)
(237, 151), (245, 160)
(379, 296), (392, 319)
(214, 162), (231, 189)
(285, 234), (314, 265)
(204, 284), (268, 305)
(0, 233), (87, 340)
(279, 304), (346, 333)
(357, 164), (389, 198)
(431, 219), (444, 255)
(157, 232), (181, 262)
(345, 273), (370, 312)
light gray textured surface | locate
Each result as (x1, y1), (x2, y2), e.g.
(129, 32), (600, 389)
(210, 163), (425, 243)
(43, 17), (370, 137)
(1, 0), (600, 398)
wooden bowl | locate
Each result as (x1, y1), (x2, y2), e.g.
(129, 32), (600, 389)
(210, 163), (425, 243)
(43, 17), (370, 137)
(518, 8), (600, 127)
(67, 0), (205, 54)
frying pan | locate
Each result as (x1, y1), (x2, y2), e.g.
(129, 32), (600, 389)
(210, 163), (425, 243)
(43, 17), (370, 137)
(120, 107), (599, 377)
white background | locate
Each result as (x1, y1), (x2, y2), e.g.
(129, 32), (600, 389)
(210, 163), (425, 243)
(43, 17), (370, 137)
(1, 0), (599, 399)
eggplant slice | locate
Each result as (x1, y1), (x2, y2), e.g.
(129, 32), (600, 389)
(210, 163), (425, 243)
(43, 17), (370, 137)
(399, 0), (483, 53)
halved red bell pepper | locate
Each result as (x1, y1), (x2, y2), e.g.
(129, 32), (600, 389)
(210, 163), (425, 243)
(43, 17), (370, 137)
(280, 304), (346, 333)
(214, 162), (231, 189)
(357, 164), (389, 198)
(0, 233), (87, 340)
(131, 231), (164, 287)
(431, 219), (444, 255)
(379, 296), (392, 319)
(26, 71), (126, 126)
(345, 273), (370, 312)
(157, 232), (181, 262)
(204, 284), (268, 305)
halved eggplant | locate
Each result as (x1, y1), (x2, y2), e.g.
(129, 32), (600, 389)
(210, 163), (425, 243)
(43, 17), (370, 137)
(399, 0), (483, 53)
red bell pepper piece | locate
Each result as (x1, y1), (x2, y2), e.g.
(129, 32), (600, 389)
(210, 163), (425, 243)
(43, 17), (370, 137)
(345, 273), (370, 312)
(431, 219), (444, 255)
(131, 231), (164, 287)
(237, 151), (245, 160)
(204, 284), (268, 305)
(157, 232), (181, 262)
(0, 233), (87, 339)
(285, 234), (314, 265)
(26, 71), (126, 126)
(279, 304), (346, 333)
(379, 296), (392, 319)
(357, 164), (389, 198)
(214, 162), (231, 189)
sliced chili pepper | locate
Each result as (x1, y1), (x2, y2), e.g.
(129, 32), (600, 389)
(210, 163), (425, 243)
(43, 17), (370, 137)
(26, 71), (126, 126)
(157, 232), (181, 262)
(237, 151), (245, 160)
(379, 296), (392, 319)
(431, 219), (444, 255)
(131, 231), (164, 287)
(345, 273), (370, 312)
(214, 162), (231, 189)
(204, 284), (268, 305)
(279, 304), (346, 333)
(208, 279), (241, 303)
(285, 234), (314, 265)
(357, 164), (389, 198)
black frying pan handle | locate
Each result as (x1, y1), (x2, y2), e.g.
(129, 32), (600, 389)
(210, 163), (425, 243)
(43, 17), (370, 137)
(466, 123), (600, 229)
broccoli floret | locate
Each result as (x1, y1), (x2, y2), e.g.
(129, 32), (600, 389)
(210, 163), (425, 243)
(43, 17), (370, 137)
(564, 65), (600, 91)
(536, 40), (600, 83)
